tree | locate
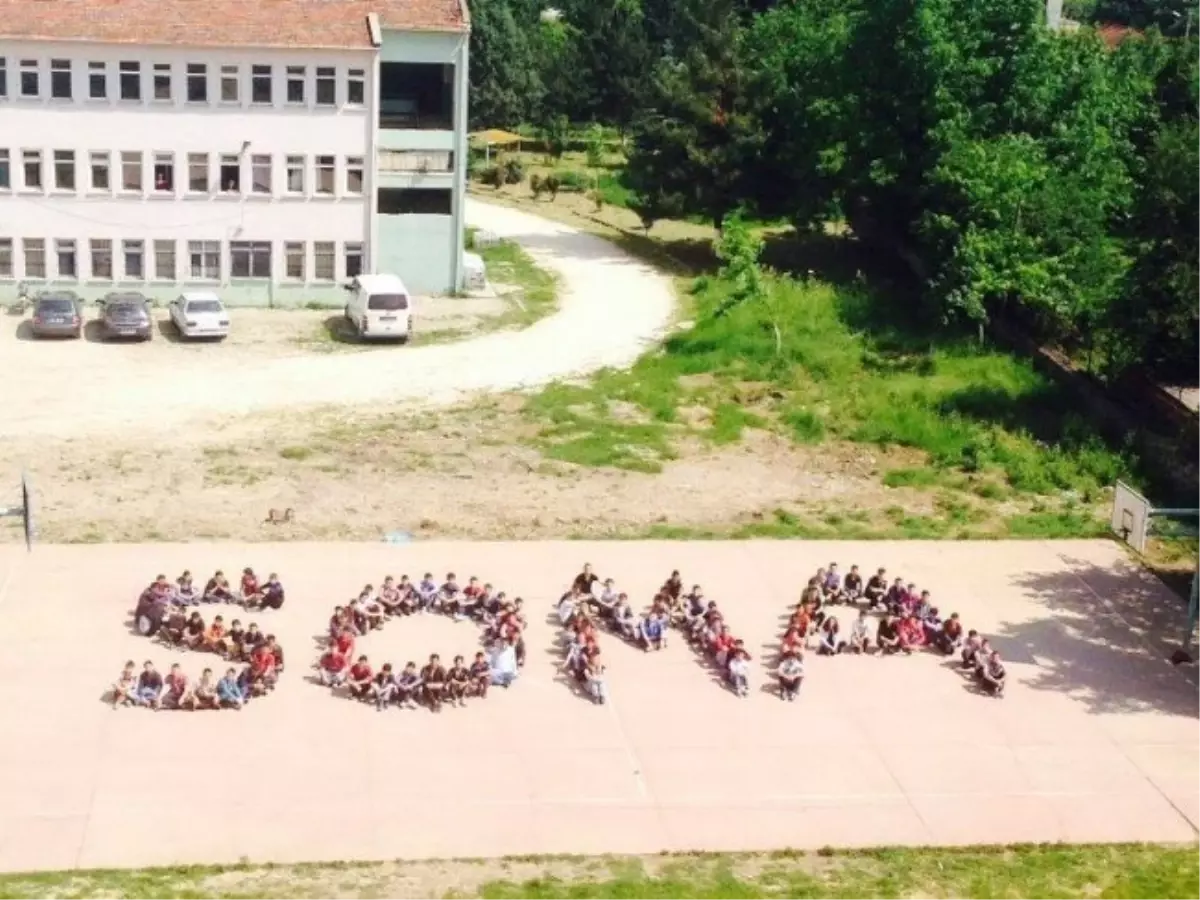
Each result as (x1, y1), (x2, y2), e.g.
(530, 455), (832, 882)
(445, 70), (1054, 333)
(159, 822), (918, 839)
(712, 211), (785, 356)
(467, 0), (544, 128)
(555, 0), (653, 128)
(624, 0), (754, 226)
(738, 0), (858, 230)
(1109, 118), (1200, 377)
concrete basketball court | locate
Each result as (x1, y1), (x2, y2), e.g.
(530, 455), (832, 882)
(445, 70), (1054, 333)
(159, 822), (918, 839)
(0, 539), (1194, 872)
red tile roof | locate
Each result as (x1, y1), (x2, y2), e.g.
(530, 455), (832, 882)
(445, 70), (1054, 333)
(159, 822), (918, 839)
(1096, 23), (1141, 47)
(0, 0), (468, 49)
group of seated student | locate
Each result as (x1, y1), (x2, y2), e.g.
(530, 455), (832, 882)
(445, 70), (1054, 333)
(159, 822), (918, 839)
(556, 564), (753, 700)
(158, 607), (286, 667)
(315, 573), (527, 711)
(142, 568), (285, 610)
(774, 562), (1006, 697)
(110, 656), (276, 710)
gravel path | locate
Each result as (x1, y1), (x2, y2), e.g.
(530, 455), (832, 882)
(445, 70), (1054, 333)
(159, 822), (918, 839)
(0, 200), (676, 439)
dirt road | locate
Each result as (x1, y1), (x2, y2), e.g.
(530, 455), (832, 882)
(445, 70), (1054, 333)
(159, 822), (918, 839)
(0, 200), (675, 440)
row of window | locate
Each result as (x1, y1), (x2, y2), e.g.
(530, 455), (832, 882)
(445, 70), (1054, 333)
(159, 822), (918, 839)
(0, 238), (365, 283)
(0, 149), (366, 199)
(0, 57), (366, 110)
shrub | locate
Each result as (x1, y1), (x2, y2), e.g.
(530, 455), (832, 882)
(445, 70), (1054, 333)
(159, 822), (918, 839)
(542, 174), (561, 199)
(478, 165), (504, 189)
(554, 169), (591, 193)
(499, 156), (525, 185)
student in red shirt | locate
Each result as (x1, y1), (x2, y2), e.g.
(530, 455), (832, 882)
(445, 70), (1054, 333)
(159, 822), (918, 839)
(248, 643), (277, 694)
(711, 626), (736, 667)
(334, 628), (355, 660)
(319, 645), (348, 688)
(239, 568), (263, 607)
(347, 655), (373, 700)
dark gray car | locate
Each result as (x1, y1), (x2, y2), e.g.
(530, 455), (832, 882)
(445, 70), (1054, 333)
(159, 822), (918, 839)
(99, 292), (154, 341)
(30, 292), (84, 339)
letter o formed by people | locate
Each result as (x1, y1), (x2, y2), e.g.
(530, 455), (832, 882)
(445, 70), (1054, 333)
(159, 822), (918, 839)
(314, 573), (527, 712)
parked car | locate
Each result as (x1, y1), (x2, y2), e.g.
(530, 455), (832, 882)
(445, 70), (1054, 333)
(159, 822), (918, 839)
(29, 291), (84, 339)
(168, 291), (230, 340)
(98, 291), (154, 341)
(343, 274), (412, 341)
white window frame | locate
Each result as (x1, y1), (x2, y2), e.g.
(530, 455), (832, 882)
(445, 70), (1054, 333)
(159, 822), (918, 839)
(286, 66), (305, 105)
(345, 156), (364, 195)
(251, 154), (272, 195)
(315, 155), (335, 196)
(89, 238), (113, 280)
(21, 149), (43, 191)
(230, 240), (272, 278)
(153, 239), (176, 281)
(120, 151), (143, 194)
(219, 154), (241, 194)
(52, 149), (76, 192)
(220, 65), (239, 103)
(250, 64), (272, 105)
(315, 67), (336, 106)
(153, 151), (175, 194)
(123, 239), (145, 280)
(284, 241), (306, 280)
(186, 63), (208, 104)
(19, 59), (39, 98)
(49, 58), (72, 100)
(89, 151), (111, 193)
(187, 152), (209, 194)
(152, 62), (172, 102)
(88, 61), (107, 100)
(285, 155), (306, 195)
(344, 242), (364, 278)
(55, 239), (78, 279)
(347, 68), (365, 106)
(313, 241), (335, 281)
(188, 240), (221, 280)
(23, 238), (46, 279)
(118, 60), (141, 101)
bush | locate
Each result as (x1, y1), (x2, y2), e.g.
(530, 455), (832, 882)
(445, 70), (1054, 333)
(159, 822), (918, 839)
(554, 169), (591, 193)
(531, 173), (560, 200)
(499, 156), (525, 185)
(478, 165), (505, 189)
(584, 123), (606, 168)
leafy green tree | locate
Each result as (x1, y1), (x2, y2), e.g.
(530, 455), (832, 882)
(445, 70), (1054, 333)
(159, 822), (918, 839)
(624, 0), (754, 226)
(467, 0), (545, 128)
(1108, 118), (1200, 378)
(556, 0), (652, 128)
(738, 0), (858, 230)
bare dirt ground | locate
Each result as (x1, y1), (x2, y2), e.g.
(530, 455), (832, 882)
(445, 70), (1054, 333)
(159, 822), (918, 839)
(2, 294), (510, 361)
(0, 396), (930, 543)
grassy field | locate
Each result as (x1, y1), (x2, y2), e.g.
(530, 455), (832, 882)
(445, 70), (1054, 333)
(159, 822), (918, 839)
(466, 146), (1200, 547)
(521, 261), (1135, 541)
(0, 844), (1195, 899)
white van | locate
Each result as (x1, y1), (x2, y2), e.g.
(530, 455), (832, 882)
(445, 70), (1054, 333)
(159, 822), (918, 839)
(343, 274), (413, 341)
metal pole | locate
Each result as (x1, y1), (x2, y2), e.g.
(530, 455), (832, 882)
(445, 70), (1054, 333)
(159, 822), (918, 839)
(1185, 572), (1198, 655)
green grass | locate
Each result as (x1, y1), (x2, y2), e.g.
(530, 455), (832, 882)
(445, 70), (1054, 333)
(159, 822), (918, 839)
(0, 844), (1194, 899)
(476, 239), (559, 328)
(523, 255), (1140, 537)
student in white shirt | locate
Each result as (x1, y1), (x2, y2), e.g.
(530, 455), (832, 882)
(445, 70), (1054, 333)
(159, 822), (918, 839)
(727, 648), (751, 698)
(849, 609), (873, 654)
(776, 651), (804, 701)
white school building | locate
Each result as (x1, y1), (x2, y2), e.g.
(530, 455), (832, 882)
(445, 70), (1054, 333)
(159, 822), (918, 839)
(0, 0), (470, 305)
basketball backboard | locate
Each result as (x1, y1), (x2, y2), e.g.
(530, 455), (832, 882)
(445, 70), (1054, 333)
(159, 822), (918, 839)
(1112, 480), (1151, 553)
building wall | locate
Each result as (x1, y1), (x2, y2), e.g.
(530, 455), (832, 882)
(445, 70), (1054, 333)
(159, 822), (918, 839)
(0, 33), (470, 302)
(375, 29), (468, 295)
(0, 40), (374, 305)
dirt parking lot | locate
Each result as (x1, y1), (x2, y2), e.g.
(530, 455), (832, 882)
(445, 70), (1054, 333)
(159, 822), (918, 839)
(3, 294), (509, 361)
